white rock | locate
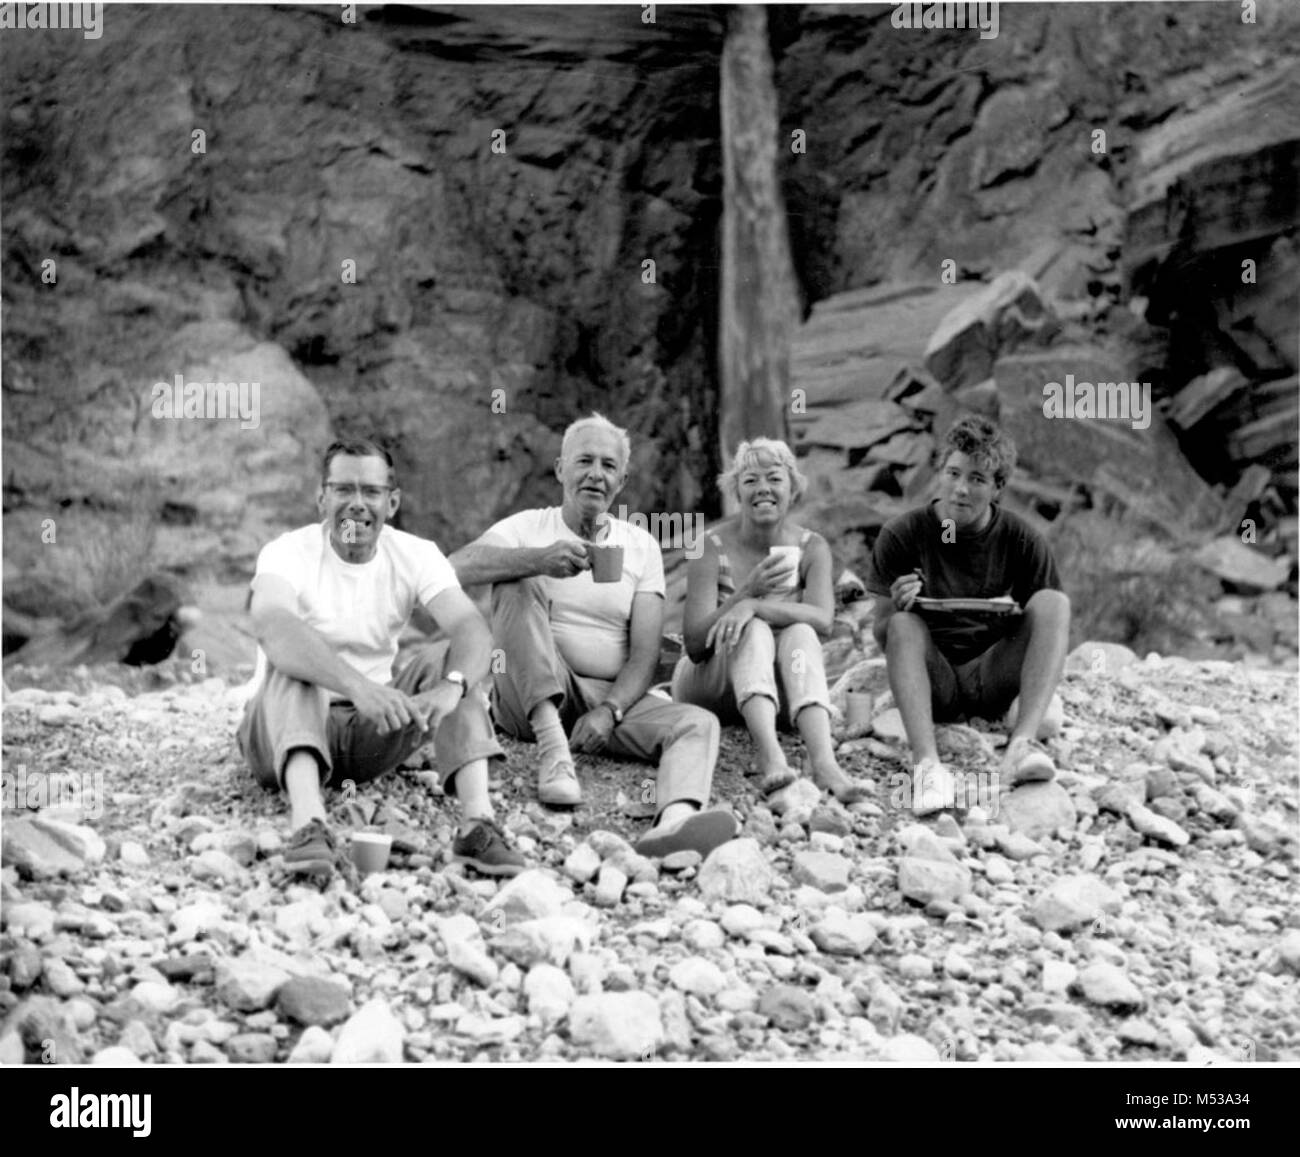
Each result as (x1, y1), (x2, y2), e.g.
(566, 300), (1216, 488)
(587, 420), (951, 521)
(454, 1013), (525, 1044)
(897, 858), (971, 905)
(942, 950), (972, 980)
(697, 839), (776, 905)
(215, 957), (291, 1012)
(482, 870), (571, 924)
(792, 851), (850, 893)
(131, 981), (179, 1013)
(1041, 960), (1077, 994)
(719, 904), (767, 939)
(809, 910), (877, 957)
(446, 940), (499, 988)
(767, 778), (822, 817)
(1188, 946), (1220, 979)
(682, 919), (726, 953)
(330, 998), (404, 1064)
(668, 957), (726, 998)
(897, 954), (933, 980)
(1029, 875), (1122, 932)
(593, 864), (629, 908)
(91, 1046), (142, 1066)
(562, 843), (602, 884)
(524, 964), (575, 1024)
(1074, 963), (1145, 1011)
(568, 993), (662, 1060)
(119, 841), (150, 866)
(983, 855), (1015, 885)
(492, 917), (592, 969)
(878, 1033), (941, 1063)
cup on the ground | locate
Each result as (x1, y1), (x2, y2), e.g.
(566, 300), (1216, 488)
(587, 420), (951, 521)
(767, 546), (801, 593)
(845, 691), (874, 731)
(350, 831), (392, 875)
(588, 542), (625, 583)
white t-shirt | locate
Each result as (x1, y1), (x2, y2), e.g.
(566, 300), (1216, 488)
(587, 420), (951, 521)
(482, 507), (665, 680)
(249, 522), (459, 695)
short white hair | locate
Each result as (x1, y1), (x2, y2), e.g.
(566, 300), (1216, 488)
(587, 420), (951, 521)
(560, 412), (631, 469)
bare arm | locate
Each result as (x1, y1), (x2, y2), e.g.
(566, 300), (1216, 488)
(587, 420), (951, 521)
(424, 586), (493, 688)
(250, 574), (421, 732)
(449, 535), (590, 587)
(250, 575), (368, 700)
(750, 534), (835, 638)
(605, 591), (665, 713)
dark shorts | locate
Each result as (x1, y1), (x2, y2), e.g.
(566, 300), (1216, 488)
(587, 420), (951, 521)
(930, 640), (1021, 723)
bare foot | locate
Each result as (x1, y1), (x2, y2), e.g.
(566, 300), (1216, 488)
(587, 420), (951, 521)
(810, 762), (872, 805)
(748, 759), (798, 797)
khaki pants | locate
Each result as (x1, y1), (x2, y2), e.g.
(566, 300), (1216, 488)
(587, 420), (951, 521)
(238, 641), (503, 793)
(489, 577), (719, 816)
(671, 619), (831, 727)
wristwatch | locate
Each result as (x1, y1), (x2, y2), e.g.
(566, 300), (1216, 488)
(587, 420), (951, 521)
(442, 670), (469, 698)
(600, 699), (624, 725)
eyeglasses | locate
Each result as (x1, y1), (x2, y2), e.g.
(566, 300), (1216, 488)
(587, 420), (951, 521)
(324, 483), (392, 502)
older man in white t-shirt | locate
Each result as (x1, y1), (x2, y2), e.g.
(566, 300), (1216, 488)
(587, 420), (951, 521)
(238, 437), (524, 880)
(450, 414), (736, 859)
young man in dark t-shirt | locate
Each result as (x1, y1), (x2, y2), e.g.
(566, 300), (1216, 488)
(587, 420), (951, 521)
(869, 416), (1070, 813)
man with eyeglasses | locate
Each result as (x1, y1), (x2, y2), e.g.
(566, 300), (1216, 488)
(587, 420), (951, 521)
(237, 436), (525, 880)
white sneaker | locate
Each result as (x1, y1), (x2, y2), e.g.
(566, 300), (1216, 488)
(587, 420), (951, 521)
(1001, 737), (1056, 787)
(538, 760), (582, 807)
(912, 758), (957, 816)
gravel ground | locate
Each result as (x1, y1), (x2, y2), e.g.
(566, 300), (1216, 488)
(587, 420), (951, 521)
(1, 643), (1297, 1065)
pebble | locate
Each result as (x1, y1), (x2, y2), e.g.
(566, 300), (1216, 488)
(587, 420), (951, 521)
(792, 851), (850, 892)
(524, 964), (575, 1024)
(568, 992), (662, 1059)
(562, 843), (602, 884)
(287, 1025), (334, 1064)
(1074, 963), (1146, 1012)
(696, 840), (775, 905)
(330, 998), (404, 1064)
(758, 984), (817, 1031)
(809, 910), (877, 957)
(897, 857), (971, 905)
(1029, 875), (1122, 933)
(276, 977), (351, 1027)
(593, 865), (629, 908)
(668, 956), (726, 998)
(682, 919), (726, 953)
(897, 954), (934, 980)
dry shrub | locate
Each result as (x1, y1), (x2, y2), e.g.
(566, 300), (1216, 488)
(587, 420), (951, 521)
(1048, 510), (1217, 658)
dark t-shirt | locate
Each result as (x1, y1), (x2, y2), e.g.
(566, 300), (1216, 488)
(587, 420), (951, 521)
(868, 500), (1062, 664)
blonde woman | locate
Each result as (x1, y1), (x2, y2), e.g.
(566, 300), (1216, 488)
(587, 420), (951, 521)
(672, 438), (870, 803)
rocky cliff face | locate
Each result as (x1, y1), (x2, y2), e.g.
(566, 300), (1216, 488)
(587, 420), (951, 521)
(2, 3), (1296, 664)
(2, 3), (725, 615)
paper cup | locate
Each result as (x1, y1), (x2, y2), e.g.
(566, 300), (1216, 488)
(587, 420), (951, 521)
(588, 542), (625, 583)
(350, 832), (393, 875)
(846, 691), (874, 731)
(768, 546), (801, 592)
